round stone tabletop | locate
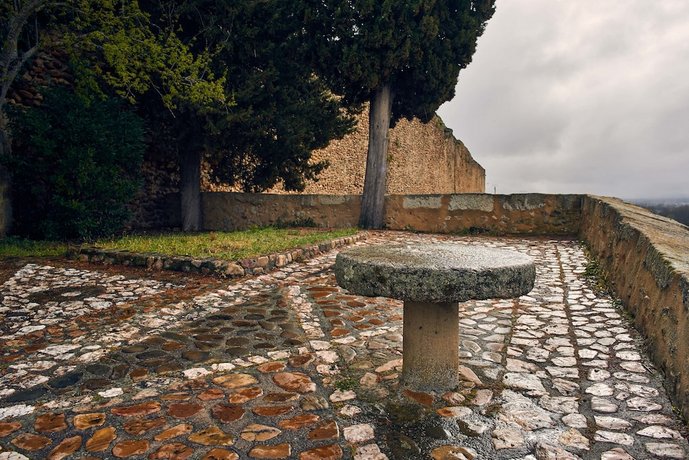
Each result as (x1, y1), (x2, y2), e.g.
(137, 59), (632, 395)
(335, 243), (536, 303)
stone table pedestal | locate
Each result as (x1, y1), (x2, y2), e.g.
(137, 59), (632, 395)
(335, 242), (536, 390)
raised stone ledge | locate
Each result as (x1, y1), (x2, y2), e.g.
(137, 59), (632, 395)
(69, 233), (365, 278)
(580, 196), (689, 420)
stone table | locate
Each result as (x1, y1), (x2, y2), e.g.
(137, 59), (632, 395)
(335, 243), (536, 389)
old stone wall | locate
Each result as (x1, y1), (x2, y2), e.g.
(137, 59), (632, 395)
(264, 111), (485, 195)
(580, 196), (689, 420)
(202, 192), (582, 235)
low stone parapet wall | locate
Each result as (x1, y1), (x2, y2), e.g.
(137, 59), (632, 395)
(581, 196), (689, 420)
(202, 192), (583, 235)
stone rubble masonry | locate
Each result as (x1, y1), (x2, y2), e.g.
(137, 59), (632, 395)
(580, 195), (689, 420)
(70, 234), (365, 278)
(202, 192), (583, 234)
(262, 110), (486, 196)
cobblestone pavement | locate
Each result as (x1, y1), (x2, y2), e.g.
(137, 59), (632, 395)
(0, 232), (687, 459)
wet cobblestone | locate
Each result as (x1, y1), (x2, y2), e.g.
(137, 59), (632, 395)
(1, 232), (687, 459)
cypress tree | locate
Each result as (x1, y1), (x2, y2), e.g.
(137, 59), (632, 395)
(305, 0), (496, 228)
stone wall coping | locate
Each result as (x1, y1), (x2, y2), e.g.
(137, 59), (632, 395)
(69, 233), (366, 278)
(588, 195), (689, 279)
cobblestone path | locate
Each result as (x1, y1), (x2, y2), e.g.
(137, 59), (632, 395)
(0, 233), (687, 459)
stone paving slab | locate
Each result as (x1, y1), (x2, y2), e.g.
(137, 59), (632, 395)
(0, 232), (688, 459)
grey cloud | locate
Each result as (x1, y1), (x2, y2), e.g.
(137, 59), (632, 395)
(438, 0), (689, 199)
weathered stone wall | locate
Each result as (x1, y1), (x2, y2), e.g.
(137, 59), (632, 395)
(580, 196), (689, 420)
(264, 112), (485, 195)
(202, 193), (582, 235)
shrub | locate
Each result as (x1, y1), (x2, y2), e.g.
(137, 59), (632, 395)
(5, 89), (145, 240)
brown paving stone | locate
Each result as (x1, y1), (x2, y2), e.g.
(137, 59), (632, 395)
(86, 426), (117, 452)
(346, 300), (366, 307)
(112, 439), (150, 458)
(212, 404), (246, 423)
(0, 421), (22, 437)
(249, 443), (291, 459)
(11, 432), (52, 451)
(199, 389), (225, 401)
(155, 423), (193, 442)
(404, 389), (434, 407)
(299, 444), (344, 460)
(288, 354), (314, 367)
(35, 412), (68, 432)
(162, 392), (192, 401)
(148, 442), (194, 459)
(47, 435), (82, 460)
(240, 424), (282, 442)
(308, 420), (339, 440)
(123, 416), (166, 435)
(188, 426), (235, 446)
(278, 413), (320, 430)
(202, 448), (239, 460)
(273, 372), (316, 393)
(212, 373), (258, 389)
(330, 328), (349, 337)
(162, 341), (185, 351)
(73, 413), (106, 429)
(130, 367), (148, 381)
(112, 401), (161, 417)
(252, 404), (294, 417)
(257, 362), (286, 373)
(157, 362), (184, 374)
(168, 402), (203, 418)
(228, 386), (263, 404)
(263, 392), (298, 403)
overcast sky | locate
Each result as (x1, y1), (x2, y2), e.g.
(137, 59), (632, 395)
(437, 0), (689, 200)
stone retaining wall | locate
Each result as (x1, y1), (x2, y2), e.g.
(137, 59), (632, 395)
(580, 196), (689, 420)
(202, 192), (583, 235)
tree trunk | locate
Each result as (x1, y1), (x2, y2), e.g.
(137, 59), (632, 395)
(180, 148), (202, 232)
(359, 84), (393, 229)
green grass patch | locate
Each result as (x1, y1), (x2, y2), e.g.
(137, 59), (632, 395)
(0, 237), (69, 258)
(96, 227), (358, 260)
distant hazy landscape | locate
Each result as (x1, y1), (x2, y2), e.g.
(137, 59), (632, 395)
(632, 198), (689, 226)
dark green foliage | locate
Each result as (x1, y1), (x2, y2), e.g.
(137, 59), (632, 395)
(141, 0), (354, 192)
(5, 89), (144, 240)
(306, 0), (496, 124)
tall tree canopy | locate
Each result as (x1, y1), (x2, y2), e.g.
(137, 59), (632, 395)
(3, 0), (354, 234)
(142, 0), (354, 230)
(305, 0), (496, 228)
